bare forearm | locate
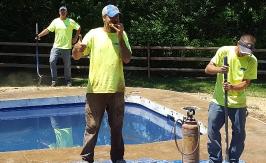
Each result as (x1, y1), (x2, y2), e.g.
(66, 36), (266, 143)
(119, 38), (132, 64)
(73, 27), (81, 43)
(112, 23), (132, 64)
(38, 29), (49, 38)
(205, 63), (222, 75)
(230, 80), (250, 91)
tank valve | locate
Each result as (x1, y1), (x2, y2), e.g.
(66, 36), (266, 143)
(182, 106), (199, 121)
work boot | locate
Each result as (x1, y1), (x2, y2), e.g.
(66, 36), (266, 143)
(51, 81), (56, 87)
(66, 81), (72, 87)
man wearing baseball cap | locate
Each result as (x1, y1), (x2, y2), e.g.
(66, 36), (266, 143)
(37, 5), (81, 87)
(72, 4), (131, 163)
(102, 4), (120, 17)
(205, 34), (257, 163)
(59, 6), (67, 11)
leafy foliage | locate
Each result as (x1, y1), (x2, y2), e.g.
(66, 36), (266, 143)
(0, 0), (265, 48)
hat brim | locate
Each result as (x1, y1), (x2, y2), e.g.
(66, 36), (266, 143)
(107, 11), (120, 18)
(59, 7), (67, 11)
(239, 45), (253, 55)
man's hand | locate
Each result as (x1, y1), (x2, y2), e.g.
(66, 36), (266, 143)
(223, 82), (233, 91)
(224, 80), (251, 91)
(72, 42), (83, 60)
(205, 62), (229, 75)
(219, 65), (229, 74)
(35, 34), (40, 40)
(110, 23), (124, 40)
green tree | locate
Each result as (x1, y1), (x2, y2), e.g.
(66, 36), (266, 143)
(0, 0), (265, 48)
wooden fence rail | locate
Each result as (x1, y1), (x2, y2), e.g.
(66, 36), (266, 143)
(1, 42), (266, 78)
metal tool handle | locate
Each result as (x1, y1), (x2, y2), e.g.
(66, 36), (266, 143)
(224, 56), (228, 81)
(223, 56), (229, 162)
(35, 22), (42, 85)
(36, 23), (38, 35)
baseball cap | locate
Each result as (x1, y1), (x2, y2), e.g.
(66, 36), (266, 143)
(102, 5), (120, 17)
(238, 35), (256, 55)
(59, 6), (67, 11)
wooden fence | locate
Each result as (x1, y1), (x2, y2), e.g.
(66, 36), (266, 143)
(1, 42), (266, 78)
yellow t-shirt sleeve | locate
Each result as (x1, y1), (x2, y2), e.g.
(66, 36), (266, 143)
(81, 30), (94, 56)
(70, 19), (80, 30)
(47, 20), (55, 32)
(244, 56), (257, 80)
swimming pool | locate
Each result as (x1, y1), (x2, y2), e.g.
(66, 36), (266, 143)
(0, 95), (207, 152)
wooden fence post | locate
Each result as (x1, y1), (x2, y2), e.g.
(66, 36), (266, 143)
(147, 44), (151, 78)
(1, 42), (266, 75)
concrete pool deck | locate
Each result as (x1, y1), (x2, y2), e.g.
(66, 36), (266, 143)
(0, 87), (265, 162)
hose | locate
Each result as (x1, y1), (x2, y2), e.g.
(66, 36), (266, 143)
(173, 119), (200, 156)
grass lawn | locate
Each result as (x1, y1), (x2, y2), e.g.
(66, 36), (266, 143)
(72, 74), (266, 98)
(1, 70), (265, 98)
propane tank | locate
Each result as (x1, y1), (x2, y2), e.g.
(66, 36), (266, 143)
(181, 106), (200, 163)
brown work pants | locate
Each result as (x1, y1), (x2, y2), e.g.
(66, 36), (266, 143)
(80, 93), (125, 162)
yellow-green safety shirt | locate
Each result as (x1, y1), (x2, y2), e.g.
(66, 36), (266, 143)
(47, 18), (80, 49)
(211, 46), (257, 108)
(82, 27), (131, 93)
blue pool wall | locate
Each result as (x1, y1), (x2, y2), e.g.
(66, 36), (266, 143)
(0, 96), (85, 109)
(0, 95), (207, 135)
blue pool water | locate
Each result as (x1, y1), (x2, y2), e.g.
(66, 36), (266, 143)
(0, 102), (182, 152)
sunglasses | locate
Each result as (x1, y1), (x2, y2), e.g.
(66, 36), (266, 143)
(238, 40), (255, 50)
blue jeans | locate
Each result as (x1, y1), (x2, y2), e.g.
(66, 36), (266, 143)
(208, 102), (247, 163)
(49, 48), (71, 82)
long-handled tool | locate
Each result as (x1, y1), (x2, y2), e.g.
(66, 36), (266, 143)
(223, 56), (229, 162)
(35, 22), (43, 85)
